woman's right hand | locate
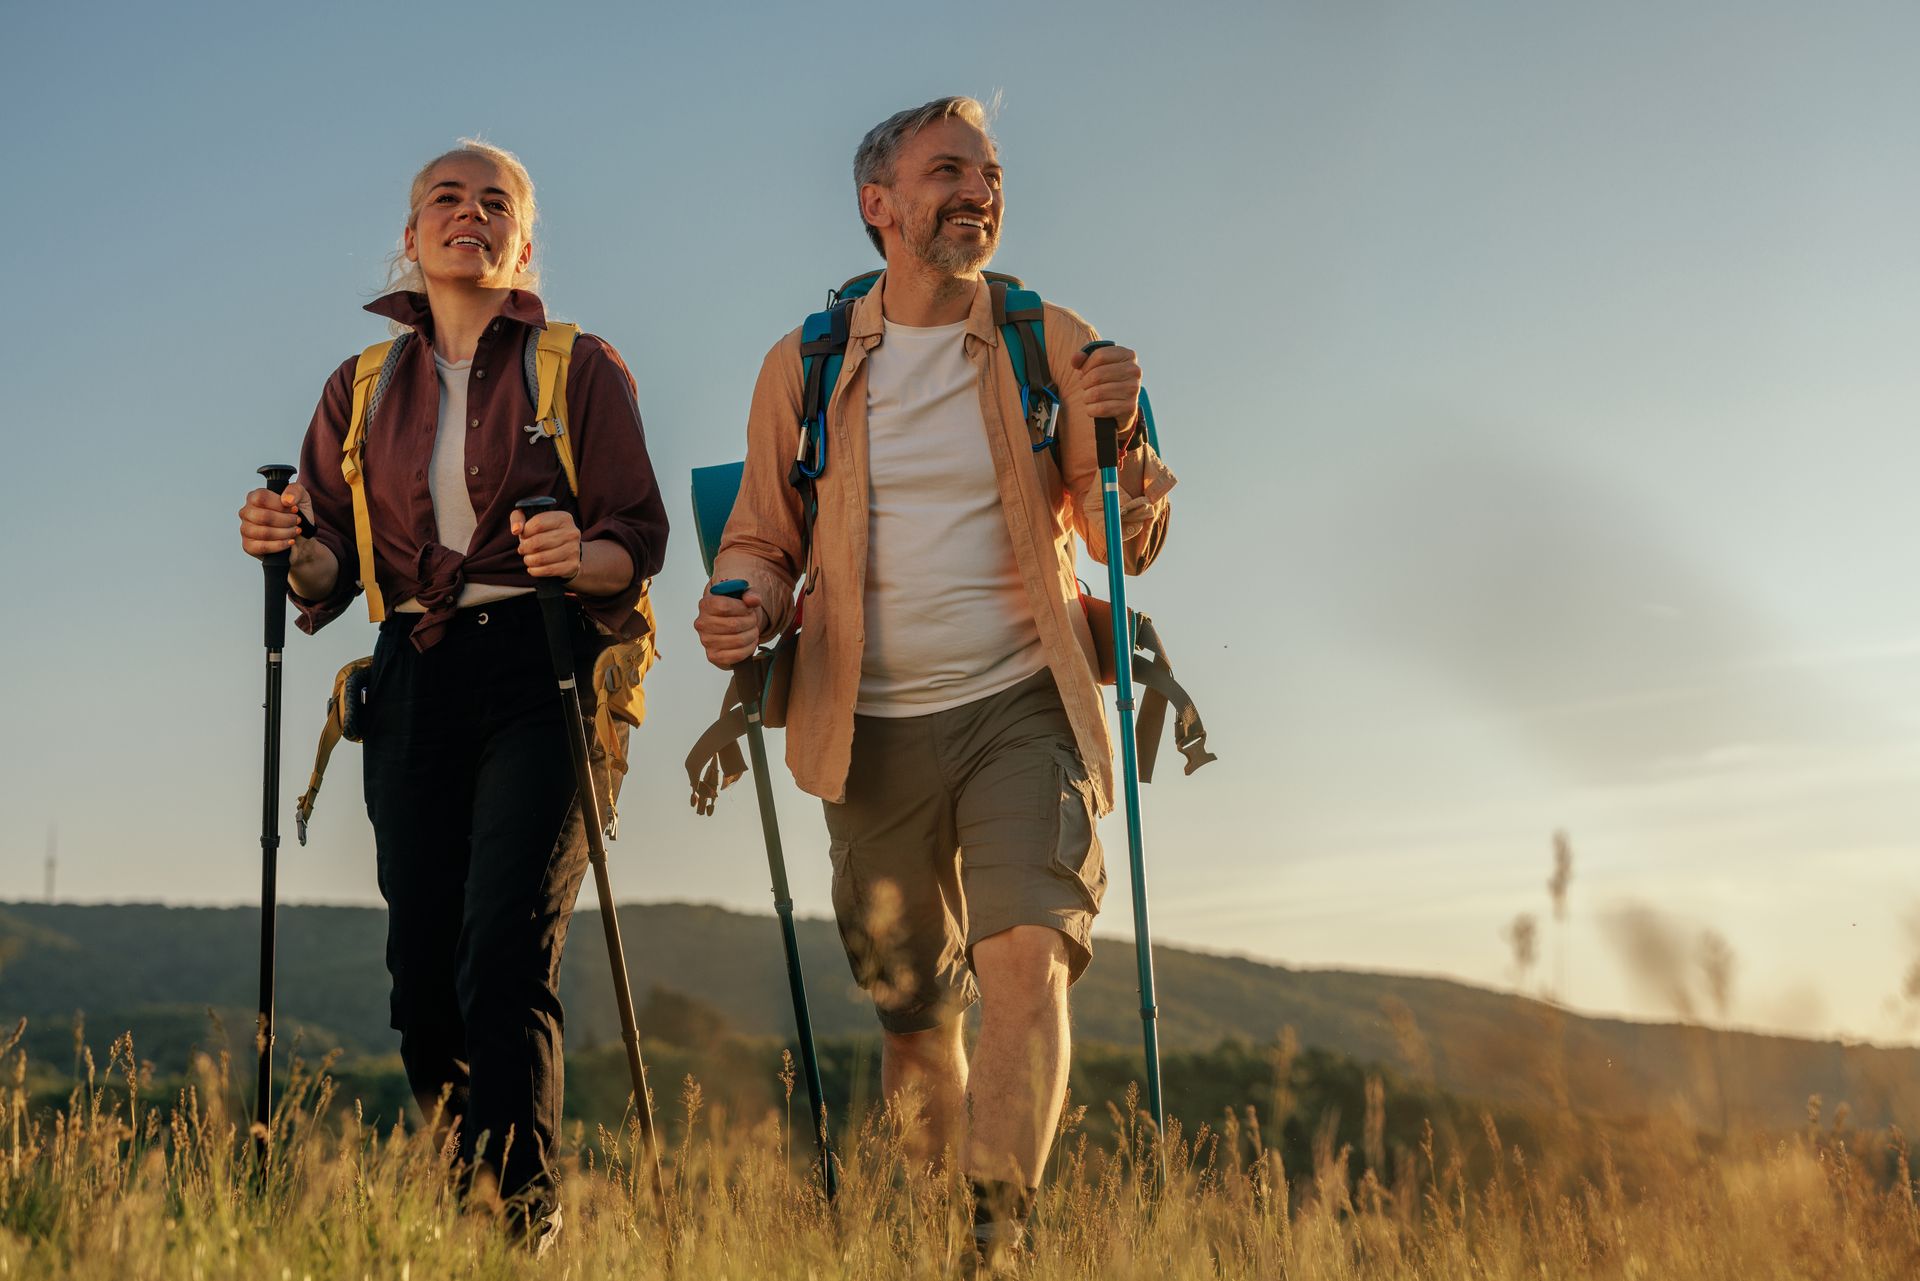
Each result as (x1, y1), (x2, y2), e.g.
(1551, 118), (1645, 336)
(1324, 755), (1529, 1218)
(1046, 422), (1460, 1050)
(239, 481), (315, 559)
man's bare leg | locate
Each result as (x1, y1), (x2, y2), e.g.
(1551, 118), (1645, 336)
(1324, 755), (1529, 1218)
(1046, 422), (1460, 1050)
(881, 1015), (967, 1165)
(965, 925), (1071, 1185)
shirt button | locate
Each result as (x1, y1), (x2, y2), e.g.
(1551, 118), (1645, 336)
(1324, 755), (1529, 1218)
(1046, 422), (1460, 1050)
(475, 368), (486, 379)
(469, 418), (480, 429)
(491, 321), (499, 332)
(415, 470), (425, 482)
(468, 466), (479, 476)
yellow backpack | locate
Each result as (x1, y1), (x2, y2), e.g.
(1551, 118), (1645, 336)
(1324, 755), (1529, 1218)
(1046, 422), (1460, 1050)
(296, 323), (659, 842)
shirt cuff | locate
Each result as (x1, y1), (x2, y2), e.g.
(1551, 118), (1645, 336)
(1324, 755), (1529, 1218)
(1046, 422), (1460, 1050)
(575, 516), (652, 638)
(291, 531), (360, 635)
(1120, 442), (1178, 505)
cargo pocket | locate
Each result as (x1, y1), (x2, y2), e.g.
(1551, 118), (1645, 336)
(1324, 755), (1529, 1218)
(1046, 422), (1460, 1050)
(828, 838), (876, 987)
(1050, 749), (1107, 912)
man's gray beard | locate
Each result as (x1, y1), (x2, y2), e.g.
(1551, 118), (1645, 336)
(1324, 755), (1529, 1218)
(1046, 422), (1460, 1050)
(913, 222), (997, 275)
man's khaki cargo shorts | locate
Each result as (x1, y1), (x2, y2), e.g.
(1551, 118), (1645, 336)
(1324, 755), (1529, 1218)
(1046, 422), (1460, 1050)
(822, 668), (1107, 1034)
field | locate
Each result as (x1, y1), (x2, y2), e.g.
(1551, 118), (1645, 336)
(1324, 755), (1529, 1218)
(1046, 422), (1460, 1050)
(3, 1018), (1918, 1280)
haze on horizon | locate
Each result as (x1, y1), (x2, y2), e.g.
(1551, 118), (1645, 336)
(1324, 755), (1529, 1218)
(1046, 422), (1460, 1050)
(3, 1), (1918, 1049)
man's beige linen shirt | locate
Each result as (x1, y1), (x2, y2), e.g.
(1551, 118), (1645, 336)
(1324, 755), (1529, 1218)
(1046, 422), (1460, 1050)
(714, 273), (1177, 813)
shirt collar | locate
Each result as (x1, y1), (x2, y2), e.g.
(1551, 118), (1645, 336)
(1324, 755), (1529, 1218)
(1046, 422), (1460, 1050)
(362, 288), (550, 338)
(848, 272), (1000, 348)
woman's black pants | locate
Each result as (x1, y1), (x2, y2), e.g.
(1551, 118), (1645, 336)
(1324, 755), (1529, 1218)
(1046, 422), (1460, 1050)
(362, 594), (606, 1209)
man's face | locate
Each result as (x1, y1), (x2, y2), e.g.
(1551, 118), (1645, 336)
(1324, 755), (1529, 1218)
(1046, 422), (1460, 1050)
(866, 117), (1004, 275)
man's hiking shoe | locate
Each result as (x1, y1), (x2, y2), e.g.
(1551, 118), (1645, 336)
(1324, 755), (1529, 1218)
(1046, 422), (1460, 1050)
(506, 1199), (563, 1259)
(528, 1205), (562, 1260)
(967, 1178), (1033, 1277)
(962, 1235), (1029, 1278)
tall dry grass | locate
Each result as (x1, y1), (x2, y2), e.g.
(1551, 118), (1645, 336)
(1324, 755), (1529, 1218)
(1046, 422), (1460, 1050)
(2, 1019), (1918, 1279)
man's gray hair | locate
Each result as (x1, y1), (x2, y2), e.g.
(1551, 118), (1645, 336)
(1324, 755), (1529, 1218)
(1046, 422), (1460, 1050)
(854, 95), (996, 255)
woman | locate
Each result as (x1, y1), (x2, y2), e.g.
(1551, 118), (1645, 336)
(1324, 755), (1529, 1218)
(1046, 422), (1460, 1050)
(237, 140), (668, 1237)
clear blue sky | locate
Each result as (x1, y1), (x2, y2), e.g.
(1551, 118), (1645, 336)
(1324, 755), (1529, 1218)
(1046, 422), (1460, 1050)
(5, 1), (1919, 1044)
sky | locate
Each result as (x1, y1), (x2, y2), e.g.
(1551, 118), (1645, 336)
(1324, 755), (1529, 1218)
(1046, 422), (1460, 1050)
(4, 1), (1920, 1046)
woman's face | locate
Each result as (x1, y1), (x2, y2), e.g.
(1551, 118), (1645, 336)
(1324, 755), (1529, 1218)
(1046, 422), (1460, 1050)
(403, 154), (532, 291)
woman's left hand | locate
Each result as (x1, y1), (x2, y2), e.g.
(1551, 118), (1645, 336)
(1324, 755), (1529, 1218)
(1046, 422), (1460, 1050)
(510, 507), (581, 580)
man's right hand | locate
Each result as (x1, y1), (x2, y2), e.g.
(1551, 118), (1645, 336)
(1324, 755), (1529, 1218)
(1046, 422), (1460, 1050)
(239, 482), (315, 559)
(695, 587), (766, 669)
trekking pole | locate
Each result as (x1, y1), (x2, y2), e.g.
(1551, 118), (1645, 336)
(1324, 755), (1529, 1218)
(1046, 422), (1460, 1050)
(1081, 342), (1168, 1182)
(252, 463), (296, 1174)
(514, 497), (667, 1213)
(708, 580), (838, 1201)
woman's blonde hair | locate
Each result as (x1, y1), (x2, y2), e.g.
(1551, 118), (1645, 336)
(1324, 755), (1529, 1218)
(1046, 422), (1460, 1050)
(383, 138), (540, 294)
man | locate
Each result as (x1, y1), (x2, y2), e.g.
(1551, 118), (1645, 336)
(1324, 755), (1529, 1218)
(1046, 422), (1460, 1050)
(695, 95), (1175, 1266)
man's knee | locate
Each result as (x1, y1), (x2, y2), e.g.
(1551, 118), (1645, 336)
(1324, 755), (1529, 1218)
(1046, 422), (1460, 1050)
(971, 925), (1070, 1005)
(883, 1016), (964, 1067)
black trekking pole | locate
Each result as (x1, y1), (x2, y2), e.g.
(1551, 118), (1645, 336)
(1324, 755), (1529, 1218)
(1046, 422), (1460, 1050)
(252, 463), (296, 1174)
(708, 580), (838, 1201)
(1082, 343), (1168, 1183)
(514, 497), (667, 1213)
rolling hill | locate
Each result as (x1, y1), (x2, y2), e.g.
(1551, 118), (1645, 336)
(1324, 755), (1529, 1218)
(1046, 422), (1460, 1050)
(3, 900), (1913, 1131)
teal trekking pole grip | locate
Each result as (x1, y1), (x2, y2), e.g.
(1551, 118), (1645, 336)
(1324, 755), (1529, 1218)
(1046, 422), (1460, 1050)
(1082, 341), (1167, 1181)
(709, 579), (839, 1201)
(514, 497), (668, 1218)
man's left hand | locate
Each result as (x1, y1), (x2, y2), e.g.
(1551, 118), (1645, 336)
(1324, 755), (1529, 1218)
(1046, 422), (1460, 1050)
(1070, 343), (1143, 426)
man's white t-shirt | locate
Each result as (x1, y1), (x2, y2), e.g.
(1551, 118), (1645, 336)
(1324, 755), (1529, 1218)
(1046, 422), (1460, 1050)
(855, 319), (1046, 716)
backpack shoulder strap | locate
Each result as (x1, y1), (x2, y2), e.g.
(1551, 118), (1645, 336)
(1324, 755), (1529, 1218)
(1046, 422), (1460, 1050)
(788, 299), (852, 591)
(524, 322), (582, 495)
(989, 282), (1061, 462)
(342, 335), (406, 621)
(989, 283), (1163, 460)
(796, 299), (853, 469)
